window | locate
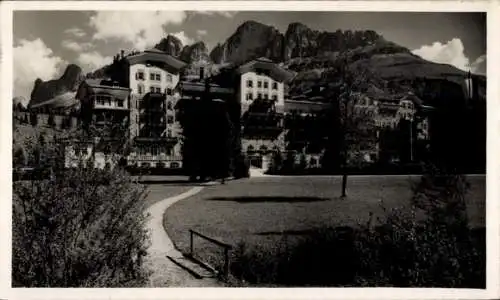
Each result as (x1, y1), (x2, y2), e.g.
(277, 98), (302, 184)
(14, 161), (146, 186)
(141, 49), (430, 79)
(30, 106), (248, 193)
(75, 146), (88, 156)
(155, 74), (161, 81)
(257, 81), (262, 88)
(151, 146), (159, 156)
(272, 95), (278, 102)
(272, 82), (278, 90)
(257, 93), (263, 99)
(150, 73), (155, 81)
(95, 95), (111, 106)
(263, 94), (269, 100)
(150, 86), (155, 93)
(166, 74), (173, 83)
(247, 145), (254, 154)
(247, 80), (253, 88)
(136, 71), (144, 80)
(137, 84), (144, 94)
(246, 93), (253, 101)
(155, 87), (161, 93)
(166, 88), (173, 96)
(264, 81), (269, 89)
(117, 100), (124, 107)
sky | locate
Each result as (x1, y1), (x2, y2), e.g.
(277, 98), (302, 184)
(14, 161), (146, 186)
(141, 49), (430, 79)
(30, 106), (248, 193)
(13, 10), (486, 101)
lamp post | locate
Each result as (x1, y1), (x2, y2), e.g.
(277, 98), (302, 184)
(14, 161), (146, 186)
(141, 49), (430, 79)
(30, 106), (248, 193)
(410, 116), (413, 162)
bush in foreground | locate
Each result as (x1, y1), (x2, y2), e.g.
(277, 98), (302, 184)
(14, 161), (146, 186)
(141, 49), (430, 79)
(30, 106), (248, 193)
(230, 165), (485, 287)
(12, 131), (151, 287)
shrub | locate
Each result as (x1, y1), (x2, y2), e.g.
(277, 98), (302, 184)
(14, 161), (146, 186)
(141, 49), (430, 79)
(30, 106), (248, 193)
(234, 153), (250, 179)
(281, 151), (297, 173)
(12, 130), (151, 287)
(267, 150), (283, 174)
(298, 153), (308, 170)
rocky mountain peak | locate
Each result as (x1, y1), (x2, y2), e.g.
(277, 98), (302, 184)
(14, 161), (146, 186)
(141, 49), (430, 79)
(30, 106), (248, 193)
(154, 34), (184, 57)
(209, 20), (284, 64)
(29, 64), (84, 107)
(180, 41), (210, 64)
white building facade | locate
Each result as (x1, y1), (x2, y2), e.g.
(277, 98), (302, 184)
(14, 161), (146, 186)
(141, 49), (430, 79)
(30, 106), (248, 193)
(125, 49), (186, 169)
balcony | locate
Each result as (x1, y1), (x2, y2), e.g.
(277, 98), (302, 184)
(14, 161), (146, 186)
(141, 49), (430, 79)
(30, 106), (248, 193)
(134, 135), (178, 144)
(144, 92), (166, 100)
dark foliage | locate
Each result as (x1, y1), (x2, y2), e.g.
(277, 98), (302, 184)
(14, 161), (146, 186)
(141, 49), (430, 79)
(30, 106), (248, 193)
(12, 128), (151, 287)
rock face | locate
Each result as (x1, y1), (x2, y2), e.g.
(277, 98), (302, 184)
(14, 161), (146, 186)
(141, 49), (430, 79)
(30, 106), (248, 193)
(209, 20), (284, 64)
(180, 41), (211, 64)
(154, 35), (184, 57)
(29, 64), (84, 107)
(208, 21), (384, 64)
(180, 41), (215, 78)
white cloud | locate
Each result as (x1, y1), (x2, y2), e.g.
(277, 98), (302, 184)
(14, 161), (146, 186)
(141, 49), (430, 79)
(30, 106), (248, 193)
(89, 11), (187, 50)
(64, 27), (87, 38)
(412, 38), (486, 75)
(195, 11), (238, 18)
(171, 31), (194, 46)
(14, 38), (66, 99)
(77, 52), (113, 72)
(470, 54), (486, 75)
(197, 29), (208, 36)
(62, 40), (93, 52)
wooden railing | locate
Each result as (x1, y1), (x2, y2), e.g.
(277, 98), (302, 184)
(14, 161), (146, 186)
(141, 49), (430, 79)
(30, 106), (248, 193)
(189, 229), (232, 281)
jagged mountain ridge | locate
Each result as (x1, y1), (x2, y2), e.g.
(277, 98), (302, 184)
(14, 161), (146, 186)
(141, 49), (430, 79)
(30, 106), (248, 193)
(29, 64), (84, 108)
(26, 20), (485, 108)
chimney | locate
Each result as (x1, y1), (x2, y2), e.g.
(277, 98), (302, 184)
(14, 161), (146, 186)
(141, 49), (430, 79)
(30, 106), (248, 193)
(121, 50), (125, 59)
(199, 67), (205, 80)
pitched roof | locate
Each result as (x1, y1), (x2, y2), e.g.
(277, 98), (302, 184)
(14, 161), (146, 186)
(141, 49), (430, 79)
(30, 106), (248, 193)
(237, 59), (296, 82)
(400, 92), (423, 106)
(125, 50), (187, 71)
(82, 79), (131, 100)
(180, 81), (234, 95)
(30, 91), (78, 109)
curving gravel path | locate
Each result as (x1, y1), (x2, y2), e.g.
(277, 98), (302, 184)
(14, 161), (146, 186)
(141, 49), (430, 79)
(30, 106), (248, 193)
(144, 186), (223, 287)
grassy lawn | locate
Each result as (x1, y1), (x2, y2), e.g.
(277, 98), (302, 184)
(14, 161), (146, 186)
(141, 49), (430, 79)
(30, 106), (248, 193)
(144, 178), (195, 207)
(163, 175), (486, 272)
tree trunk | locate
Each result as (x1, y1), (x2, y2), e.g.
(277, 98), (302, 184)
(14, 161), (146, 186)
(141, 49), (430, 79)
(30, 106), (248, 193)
(341, 173), (348, 198)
